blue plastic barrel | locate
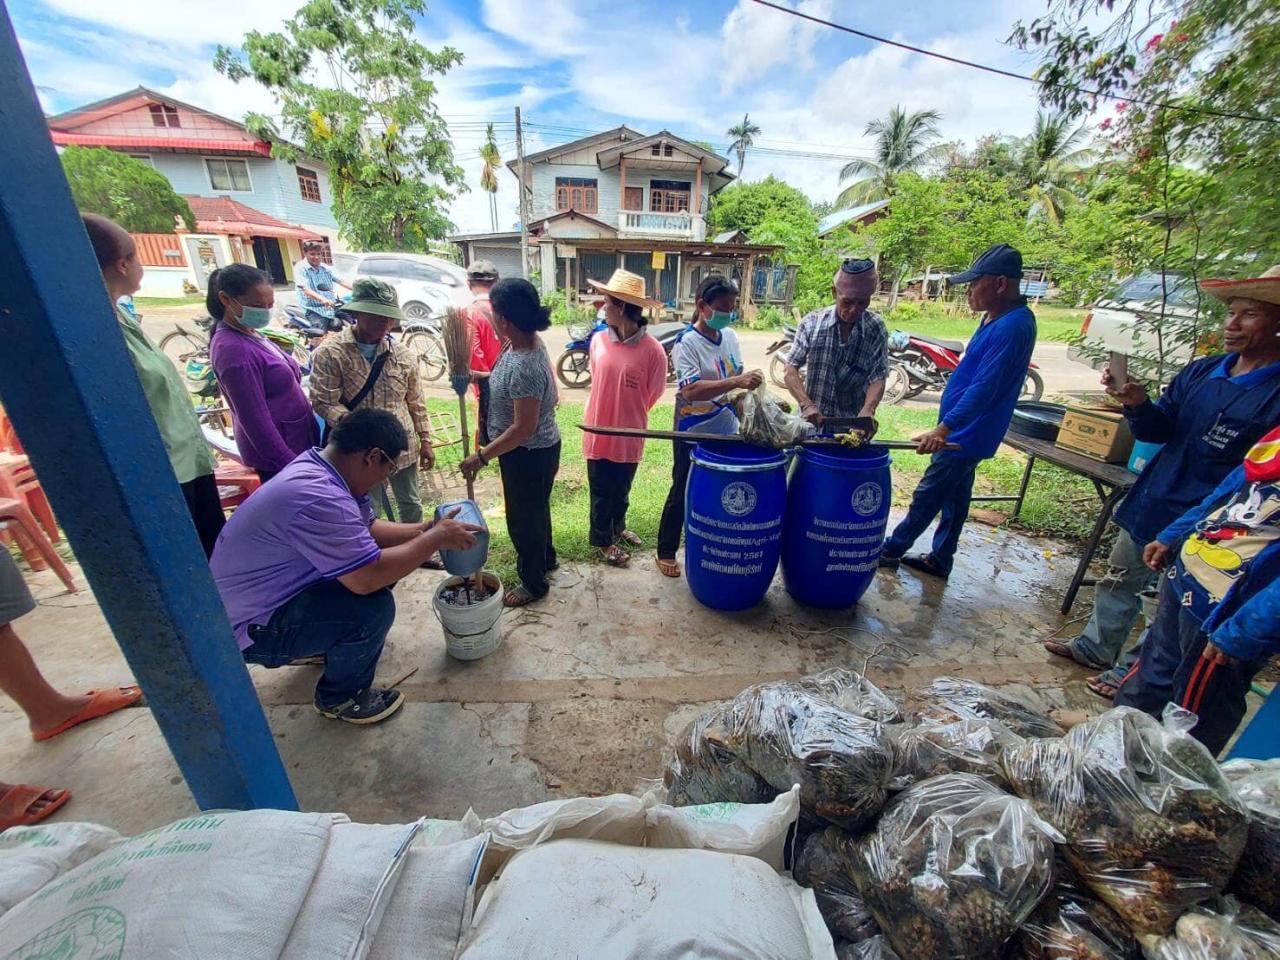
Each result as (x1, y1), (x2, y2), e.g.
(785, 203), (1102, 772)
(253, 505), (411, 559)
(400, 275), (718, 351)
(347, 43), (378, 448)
(684, 443), (788, 611)
(781, 445), (891, 608)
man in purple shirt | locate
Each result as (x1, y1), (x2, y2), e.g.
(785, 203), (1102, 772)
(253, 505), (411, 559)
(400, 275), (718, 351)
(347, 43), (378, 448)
(211, 409), (480, 724)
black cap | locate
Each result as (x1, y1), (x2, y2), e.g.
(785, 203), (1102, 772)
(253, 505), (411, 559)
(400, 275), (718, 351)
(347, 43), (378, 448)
(949, 244), (1023, 284)
(839, 258), (875, 276)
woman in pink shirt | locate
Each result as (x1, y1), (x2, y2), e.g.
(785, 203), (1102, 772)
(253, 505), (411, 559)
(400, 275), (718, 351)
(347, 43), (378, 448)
(582, 270), (669, 566)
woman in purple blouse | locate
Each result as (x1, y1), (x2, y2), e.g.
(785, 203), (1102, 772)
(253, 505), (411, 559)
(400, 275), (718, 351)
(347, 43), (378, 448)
(208, 264), (319, 482)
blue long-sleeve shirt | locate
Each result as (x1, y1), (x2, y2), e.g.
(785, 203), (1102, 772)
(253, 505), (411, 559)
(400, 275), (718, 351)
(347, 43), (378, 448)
(937, 303), (1036, 460)
(1157, 465), (1280, 663)
(1113, 354), (1280, 544)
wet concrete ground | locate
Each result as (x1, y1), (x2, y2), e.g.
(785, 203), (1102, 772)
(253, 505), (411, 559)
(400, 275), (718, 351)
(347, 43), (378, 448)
(0, 511), (1101, 833)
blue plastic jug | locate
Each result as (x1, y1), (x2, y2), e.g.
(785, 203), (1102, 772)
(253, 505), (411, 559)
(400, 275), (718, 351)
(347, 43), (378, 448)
(434, 498), (489, 576)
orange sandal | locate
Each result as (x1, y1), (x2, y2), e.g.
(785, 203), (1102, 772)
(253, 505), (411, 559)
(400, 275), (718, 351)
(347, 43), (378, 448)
(0, 784), (70, 831)
(32, 685), (143, 742)
(656, 557), (681, 578)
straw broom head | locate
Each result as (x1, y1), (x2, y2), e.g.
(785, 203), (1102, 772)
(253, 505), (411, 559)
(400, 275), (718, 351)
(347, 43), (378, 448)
(443, 307), (471, 395)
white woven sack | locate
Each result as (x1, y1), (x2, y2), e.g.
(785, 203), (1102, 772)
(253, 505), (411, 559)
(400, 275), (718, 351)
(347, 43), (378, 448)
(0, 822), (121, 917)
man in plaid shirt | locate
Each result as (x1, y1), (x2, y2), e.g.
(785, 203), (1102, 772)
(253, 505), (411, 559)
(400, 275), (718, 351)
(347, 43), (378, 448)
(783, 259), (888, 428)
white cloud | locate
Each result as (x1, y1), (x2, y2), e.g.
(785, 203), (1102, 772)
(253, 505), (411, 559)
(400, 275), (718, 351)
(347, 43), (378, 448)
(719, 0), (833, 94)
(41, 0), (299, 45)
(479, 0), (589, 59)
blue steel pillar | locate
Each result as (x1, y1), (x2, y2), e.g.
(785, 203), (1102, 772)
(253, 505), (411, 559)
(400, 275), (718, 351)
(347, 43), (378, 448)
(0, 3), (296, 810)
(1226, 689), (1279, 761)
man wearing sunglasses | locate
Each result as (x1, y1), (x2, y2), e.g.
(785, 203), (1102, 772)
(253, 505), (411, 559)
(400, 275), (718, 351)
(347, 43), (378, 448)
(211, 409), (482, 725)
(783, 259), (888, 429)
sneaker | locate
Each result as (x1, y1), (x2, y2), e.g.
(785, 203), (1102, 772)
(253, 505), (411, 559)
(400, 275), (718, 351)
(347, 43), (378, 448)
(901, 554), (949, 580)
(315, 687), (405, 725)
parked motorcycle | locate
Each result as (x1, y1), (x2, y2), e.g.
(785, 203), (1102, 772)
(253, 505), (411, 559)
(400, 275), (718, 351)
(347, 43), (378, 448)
(555, 319), (686, 389)
(884, 329), (1043, 404)
(764, 324), (1044, 404)
(160, 314), (314, 397)
(283, 296), (448, 382)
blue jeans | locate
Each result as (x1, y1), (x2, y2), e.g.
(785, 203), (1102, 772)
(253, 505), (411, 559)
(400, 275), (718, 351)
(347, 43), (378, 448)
(244, 580), (395, 708)
(883, 453), (981, 574)
(1069, 528), (1157, 670)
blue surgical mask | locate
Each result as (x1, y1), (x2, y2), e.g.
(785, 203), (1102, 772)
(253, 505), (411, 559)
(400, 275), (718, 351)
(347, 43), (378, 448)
(236, 300), (273, 330)
(706, 309), (736, 330)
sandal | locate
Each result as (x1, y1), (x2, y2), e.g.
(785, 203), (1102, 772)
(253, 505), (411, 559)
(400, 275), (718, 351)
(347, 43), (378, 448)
(1085, 675), (1119, 700)
(656, 557), (681, 578)
(1042, 639), (1108, 671)
(618, 530), (644, 548)
(598, 545), (630, 567)
(503, 585), (542, 608)
(32, 686), (143, 742)
(901, 554), (949, 580)
(0, 783), (71, 831)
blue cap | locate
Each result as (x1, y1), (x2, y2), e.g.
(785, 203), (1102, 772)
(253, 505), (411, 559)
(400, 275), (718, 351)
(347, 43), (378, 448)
(949, 243), (1023, 284)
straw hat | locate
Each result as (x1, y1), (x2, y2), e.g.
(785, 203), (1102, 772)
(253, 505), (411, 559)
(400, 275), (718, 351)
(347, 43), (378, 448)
(1200, 264), (1280, 306)
(586, 268), (662, 309)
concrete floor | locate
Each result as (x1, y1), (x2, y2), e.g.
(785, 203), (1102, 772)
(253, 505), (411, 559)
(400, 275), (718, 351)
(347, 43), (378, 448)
(0, 512), (1097, 834)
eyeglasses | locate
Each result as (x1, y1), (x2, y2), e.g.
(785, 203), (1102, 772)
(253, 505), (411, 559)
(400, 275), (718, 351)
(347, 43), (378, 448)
(372, 448), (395, 468)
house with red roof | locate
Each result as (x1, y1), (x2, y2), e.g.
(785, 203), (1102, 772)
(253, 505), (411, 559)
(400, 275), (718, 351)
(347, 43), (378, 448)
(47, 87), (343, 295)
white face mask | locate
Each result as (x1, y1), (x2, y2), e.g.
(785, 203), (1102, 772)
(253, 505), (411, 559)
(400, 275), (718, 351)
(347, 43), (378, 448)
(235, 300), (272, 329)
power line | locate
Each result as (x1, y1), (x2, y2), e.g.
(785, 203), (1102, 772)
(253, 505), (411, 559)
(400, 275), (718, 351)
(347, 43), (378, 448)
(749, 0), (1280, 126)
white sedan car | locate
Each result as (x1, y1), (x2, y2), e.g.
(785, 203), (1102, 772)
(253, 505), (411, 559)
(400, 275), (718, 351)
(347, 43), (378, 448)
(331, 251), (471, 323)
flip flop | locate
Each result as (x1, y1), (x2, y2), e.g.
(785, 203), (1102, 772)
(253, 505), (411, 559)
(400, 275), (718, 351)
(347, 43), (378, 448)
(598, 545), (631, 568)
(0, 784), (70, 831)
(32, 685), (143, 742)
(503, 585), (541, 608)
(1043, 640), (1075, 660)
(1085, 676), (1119, 700)
(656, 557), (681, 578)
(618, 531), (644, 548)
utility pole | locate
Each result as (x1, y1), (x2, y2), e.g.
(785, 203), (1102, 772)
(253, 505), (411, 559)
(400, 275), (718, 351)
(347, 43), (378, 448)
(515, 106), (529, 279)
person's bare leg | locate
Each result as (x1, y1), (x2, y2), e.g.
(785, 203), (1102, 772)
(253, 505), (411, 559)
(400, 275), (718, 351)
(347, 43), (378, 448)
(0, 623), (90, 734)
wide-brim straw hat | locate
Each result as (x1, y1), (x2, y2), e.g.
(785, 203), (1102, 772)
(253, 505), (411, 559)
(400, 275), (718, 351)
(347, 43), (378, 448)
(587, 268), (662, 309)
(1200, 264), (1280, 306)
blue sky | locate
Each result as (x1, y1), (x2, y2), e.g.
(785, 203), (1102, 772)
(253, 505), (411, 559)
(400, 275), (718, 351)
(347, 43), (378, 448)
(11, 0), (1059, 233)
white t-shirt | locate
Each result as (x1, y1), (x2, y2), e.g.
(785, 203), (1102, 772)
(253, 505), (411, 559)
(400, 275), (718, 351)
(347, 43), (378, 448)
(674, 326), (743, 434)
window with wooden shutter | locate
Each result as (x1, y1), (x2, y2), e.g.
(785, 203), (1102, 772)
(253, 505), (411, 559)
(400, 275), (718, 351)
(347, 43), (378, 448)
(554, 177), (598, 214)
(148, 104), (181, 128)
(297, 167), (322, 203)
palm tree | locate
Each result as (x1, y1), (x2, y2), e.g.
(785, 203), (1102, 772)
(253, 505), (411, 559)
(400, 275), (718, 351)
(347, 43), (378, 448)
(836, 106), (945, 206)
(479, 123), (502, 232)
(1019, 110), (1096, 224)
(726, 113), (761, 176)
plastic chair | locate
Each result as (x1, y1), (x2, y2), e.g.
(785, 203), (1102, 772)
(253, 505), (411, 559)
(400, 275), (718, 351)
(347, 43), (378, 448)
(0, 455), (59, 544)
(0, 497), (75, 593)
(214, 461), (261, 510)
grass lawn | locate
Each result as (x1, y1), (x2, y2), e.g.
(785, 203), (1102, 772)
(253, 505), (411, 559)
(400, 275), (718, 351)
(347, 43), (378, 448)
(883, 301), (1085, 344)
(422, 398), (1100, 587)
(134, 295), (207, 308)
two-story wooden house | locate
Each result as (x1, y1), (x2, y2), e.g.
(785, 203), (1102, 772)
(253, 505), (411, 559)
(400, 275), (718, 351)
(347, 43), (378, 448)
(47, 87), (341, 295)
(490, 126), (793, 315)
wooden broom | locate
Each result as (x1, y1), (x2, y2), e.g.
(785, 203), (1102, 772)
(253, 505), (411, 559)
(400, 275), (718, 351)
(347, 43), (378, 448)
(442, 307), (486, 598)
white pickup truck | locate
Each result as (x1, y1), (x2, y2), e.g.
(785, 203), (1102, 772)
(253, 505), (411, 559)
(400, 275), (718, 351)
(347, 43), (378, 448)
(1068, 273), (1216, 384)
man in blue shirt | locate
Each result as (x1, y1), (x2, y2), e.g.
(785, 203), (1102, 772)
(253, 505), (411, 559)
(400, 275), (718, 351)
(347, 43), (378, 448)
(1046, 266), (1280, 695)
(295, 241), (350, 330)
(879, 244), (1036, 579)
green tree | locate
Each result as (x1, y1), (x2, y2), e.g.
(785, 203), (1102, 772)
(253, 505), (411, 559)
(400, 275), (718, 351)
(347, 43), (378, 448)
(215, 0), (465, 252)
(859, 173), (947, 306)
(479, 123), (502, 233)
(837, 106), (946, 206)
(60, 146), (195, 233)
(726, 113), (761, 177)
(1017, 110), (1096, 224)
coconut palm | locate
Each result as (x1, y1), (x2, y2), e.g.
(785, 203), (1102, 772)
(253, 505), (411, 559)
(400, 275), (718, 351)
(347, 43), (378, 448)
(836, 106), (945, 206)
(726, 113), (761, 176)
(479, 123), (502, 232)
(1019, 111), (1096, 224)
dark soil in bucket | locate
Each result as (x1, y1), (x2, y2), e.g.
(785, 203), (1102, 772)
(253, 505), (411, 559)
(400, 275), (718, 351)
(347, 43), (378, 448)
(437, 572), (500, 607)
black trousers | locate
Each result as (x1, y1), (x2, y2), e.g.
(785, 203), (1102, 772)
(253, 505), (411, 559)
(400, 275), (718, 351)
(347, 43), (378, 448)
(587, 459), (640, 548)
(656, 435), (695, 561)
(499, 442), (561, 598)
(476, 378), (492, 447)
(181, 473), (226, 558)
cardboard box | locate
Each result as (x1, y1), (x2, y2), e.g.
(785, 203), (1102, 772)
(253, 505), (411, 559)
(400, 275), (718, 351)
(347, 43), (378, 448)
(1055, 404), (1135, 463)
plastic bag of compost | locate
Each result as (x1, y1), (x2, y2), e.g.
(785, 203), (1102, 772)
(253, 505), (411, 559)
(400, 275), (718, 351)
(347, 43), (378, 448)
(907, 677), (1064, 739)
(666, 678), (895, 830)
(888, 717), (1021, 790)
(792, 826), (878, 943)
(835, 935), (901, 960)
(665, 700), (778, 808)
(1141, 897), (1280, 960)
(849, 773), (1061, 960)
(1220, 758), (1280, 920)
(735, 383), (815, 448)
(1001, 707), (1249, 936)
(1011, 856), (1137, 960)
(793, 668), (903, 724)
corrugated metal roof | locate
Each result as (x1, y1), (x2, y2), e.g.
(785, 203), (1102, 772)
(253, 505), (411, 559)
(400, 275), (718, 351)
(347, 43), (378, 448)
(51, 131), (272, 156)
(184, 196), (321, 240)
(816, 199), (890, 236)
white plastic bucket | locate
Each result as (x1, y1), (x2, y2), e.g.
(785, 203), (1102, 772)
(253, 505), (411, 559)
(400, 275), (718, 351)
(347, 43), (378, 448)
(433, 571), (504, 660)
